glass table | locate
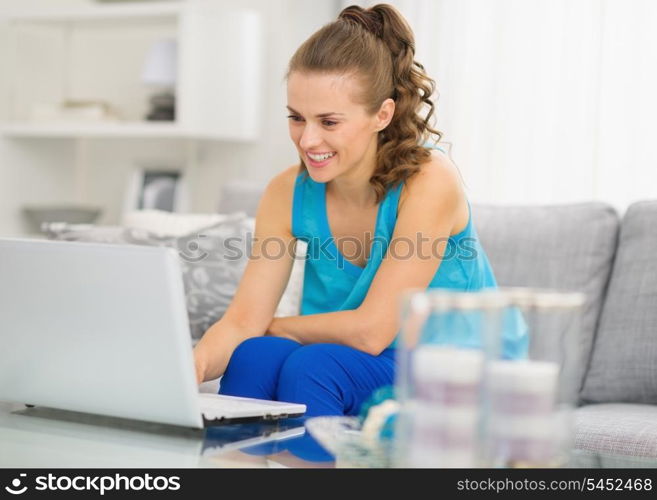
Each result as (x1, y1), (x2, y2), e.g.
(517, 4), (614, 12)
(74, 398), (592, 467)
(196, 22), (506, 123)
(2, 402), (655, 469)
(0, 402), (331, 468)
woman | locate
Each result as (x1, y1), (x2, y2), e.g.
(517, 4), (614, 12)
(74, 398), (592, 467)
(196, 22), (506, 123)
(194, 4), (526, 417)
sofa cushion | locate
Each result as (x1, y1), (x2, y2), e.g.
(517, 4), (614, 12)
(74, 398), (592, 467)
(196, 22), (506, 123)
(472, 203), (620, 395)
(581, 201), (657, 404)
(573, 403), (657, 458)
(122, 209), (229, 237)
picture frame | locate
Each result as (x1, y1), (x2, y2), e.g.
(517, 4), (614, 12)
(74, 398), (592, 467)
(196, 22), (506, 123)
(123, 166), (189, 215)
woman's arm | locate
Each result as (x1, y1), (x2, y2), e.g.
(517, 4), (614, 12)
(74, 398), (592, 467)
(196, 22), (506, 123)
(267, 153), (465, 356)
(193, 166), (299, 383)
(267, 309), (370, 351)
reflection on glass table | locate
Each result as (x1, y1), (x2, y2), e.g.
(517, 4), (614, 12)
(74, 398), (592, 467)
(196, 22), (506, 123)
(3, 402), (656, 469)
(201, 417), (336, 468)
(0, 402), (336, 469)
(0, 402), (204, 468)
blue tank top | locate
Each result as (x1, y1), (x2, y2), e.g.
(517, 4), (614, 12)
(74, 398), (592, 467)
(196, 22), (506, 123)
(291, 157), (527, 358)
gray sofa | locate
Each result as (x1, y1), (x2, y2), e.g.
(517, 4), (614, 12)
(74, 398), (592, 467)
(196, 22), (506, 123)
(218, 182), (657, 461)
(474, 201), (657, 461)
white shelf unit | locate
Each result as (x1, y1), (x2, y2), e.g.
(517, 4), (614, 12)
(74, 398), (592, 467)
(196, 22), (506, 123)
(0, 122), (252, 141)
(2, 1), (263, 141)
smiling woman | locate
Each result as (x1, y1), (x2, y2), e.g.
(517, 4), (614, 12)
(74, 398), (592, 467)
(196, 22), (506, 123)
(285, 5), (440, 202)
(286, 71), (393, 186)
(192, 4), (527, 419)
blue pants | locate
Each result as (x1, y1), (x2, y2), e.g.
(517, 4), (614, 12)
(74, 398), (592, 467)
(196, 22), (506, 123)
(218, 336), (396, 417)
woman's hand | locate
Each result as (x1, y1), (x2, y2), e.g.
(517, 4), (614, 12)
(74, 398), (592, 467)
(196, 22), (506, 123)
(193, 348), (209, 385)
(193, 323), (250, 385)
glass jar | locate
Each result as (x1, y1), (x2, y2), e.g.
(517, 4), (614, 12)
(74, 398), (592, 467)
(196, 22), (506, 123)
(393, 287), (584, 468)
(393, 289), (512, 467)
(481, 288), (585, 468)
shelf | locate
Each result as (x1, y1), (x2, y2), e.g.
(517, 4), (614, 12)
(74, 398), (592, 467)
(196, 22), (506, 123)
(3, 3), (262, 142)
(6, 2), (182, 23)
(0, 122), (252, 141)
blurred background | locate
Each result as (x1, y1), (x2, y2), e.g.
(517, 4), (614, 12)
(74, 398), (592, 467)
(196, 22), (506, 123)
(0, 0), (655, 237)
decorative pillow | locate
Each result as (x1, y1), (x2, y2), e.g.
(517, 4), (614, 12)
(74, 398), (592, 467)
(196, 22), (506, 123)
(581, 201), (657, 404)
(122, 209), (230, 237)
(473, 202), (620, 395)
(44, 212), (305, 342)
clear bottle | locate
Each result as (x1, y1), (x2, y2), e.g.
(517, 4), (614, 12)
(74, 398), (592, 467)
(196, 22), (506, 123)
(481, 288), (585, 468)
(394, 287), (584, 468)
(394, 289), (510, 467)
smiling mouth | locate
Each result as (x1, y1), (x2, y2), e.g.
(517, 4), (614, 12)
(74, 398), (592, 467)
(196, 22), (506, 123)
(306, 151), (336, 162)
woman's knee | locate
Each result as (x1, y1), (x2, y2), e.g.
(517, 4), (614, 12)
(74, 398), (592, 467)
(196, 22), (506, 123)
(230, 336), (300, 363)
(278, 344), (342, 385)
(220, 336), (302, 399)
(276, 343), (395, 416)
(276, 344), (352, 415)
(223, 336), (301, 377)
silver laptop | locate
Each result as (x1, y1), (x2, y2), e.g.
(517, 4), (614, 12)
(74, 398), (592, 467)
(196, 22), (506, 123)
(0, 238), (306, 429)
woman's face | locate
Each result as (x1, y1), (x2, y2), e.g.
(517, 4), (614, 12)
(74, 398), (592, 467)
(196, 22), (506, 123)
(287, 71), (392, 184)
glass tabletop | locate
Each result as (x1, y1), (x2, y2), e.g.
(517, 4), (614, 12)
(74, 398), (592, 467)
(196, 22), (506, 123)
(0, 402), (334, 468)
(2, 402), (655, 469)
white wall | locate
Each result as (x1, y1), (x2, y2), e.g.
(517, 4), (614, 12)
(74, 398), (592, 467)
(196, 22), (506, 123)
(348, 0), (657, 213)
(0, 0), (339, 236)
